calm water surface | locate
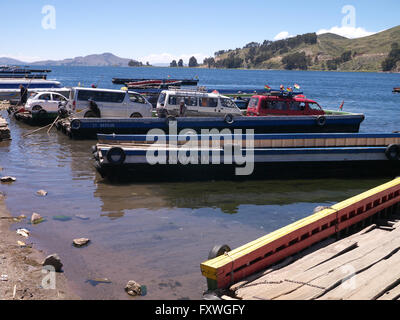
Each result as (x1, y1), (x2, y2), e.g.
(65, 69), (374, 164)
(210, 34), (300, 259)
(0, 67), (399, 299)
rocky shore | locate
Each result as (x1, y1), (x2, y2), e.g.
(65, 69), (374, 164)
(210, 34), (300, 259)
(0, 194), (79, 300)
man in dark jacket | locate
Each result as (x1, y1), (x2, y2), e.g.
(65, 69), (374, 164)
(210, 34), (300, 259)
(19, 84), (28, 105)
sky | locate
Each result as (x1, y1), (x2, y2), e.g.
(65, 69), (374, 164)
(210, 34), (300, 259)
(0, 0), (399, 64)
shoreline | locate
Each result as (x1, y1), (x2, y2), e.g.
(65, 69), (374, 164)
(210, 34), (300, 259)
(0, 194), (79, 300)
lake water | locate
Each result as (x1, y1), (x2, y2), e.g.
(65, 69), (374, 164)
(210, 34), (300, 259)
(0, 66), (399, 299)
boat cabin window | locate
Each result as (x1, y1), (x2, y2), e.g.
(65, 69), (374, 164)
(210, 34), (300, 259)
(270, 101), (287, 110)
(248, 98), (259, 109)
(129, 93), (146, 104)
(220, 98), (236, 108)
(308, 102), (322, 111)
(289, 101), (306, 111)
(200, 97), (218, 108)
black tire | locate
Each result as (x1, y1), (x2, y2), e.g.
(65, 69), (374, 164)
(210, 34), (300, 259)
(106, 147), (126, 165)
(70, 119), (81, 130)
(316, 115), (326, 127)
(32, 105), (43, 111)
(130, 113), (142, 118)
(208, 244), (231, 260)
(224, 114), (234, 124)
(84, 111), (98, 118)
(385, 144), (400, 161)
(38, 109), (47, 115)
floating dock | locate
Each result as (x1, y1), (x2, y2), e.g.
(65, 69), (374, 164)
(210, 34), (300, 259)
(57, 114), (365, 139)
(93, 132), (400, 182)
(200, 178), (400, 300)
(7, 105), (58, 126)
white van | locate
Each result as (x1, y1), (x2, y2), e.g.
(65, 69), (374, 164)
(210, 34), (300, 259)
(67, 87), (153, 118)
(156, 89), (243, 117)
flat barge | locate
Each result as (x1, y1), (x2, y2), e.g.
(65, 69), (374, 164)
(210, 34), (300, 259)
(200, 178), (400, 300)
(57, 113), (365, 139)
(93, 132), (400, 182)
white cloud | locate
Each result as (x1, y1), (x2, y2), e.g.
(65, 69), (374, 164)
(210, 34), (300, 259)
(273, 31), (293, 41)
(139, 52), (209, 65)
(316, 26), (376, 39)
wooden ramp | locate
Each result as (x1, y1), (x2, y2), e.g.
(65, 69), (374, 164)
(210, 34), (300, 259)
(232, 218), (400, 300)
(200, 178), (400, 300)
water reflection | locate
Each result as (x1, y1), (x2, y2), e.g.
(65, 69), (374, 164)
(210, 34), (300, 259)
(92, 178), (388, 217)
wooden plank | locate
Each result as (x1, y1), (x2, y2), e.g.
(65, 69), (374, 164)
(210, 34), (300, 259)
(319, 249), (400, 300)
(377, 284), (400, 300)
(234, 227), (392, 300)
(277, 230), (400, 300)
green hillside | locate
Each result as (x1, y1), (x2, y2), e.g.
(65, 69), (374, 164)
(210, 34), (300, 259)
(204, 25), (400, 72)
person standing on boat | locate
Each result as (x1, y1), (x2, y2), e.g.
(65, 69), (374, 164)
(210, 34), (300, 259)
(179, 100), (187, 117)
(19, 84), (28, 106)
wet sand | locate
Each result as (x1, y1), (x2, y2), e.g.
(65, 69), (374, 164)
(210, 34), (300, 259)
(0, 193), (78, 300)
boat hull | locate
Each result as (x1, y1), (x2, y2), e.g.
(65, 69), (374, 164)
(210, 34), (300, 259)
(66, 114), (365, 139)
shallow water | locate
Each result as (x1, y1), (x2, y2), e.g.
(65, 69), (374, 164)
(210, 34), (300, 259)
(0, 67), (399, 299)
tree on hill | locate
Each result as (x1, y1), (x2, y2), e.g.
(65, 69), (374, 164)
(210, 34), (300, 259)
(203, 57), (215, 68)
(188, 56), (198, 67)
(170, 60), (177, 67)
(128, 60), (142, 67)
(282, 52), (309, 70)
(382, 42), (400, 71)
(178, 59), (183, 67)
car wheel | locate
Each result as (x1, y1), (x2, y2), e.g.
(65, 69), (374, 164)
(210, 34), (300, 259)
(32, 105), (42, 111)
(130, 113), (142, 118)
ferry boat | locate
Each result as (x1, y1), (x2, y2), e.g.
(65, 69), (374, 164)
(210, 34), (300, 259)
(113, 77), (199, 87)
(93, 132), (400, 182)
(0, 65), (51, 79)
(0, 78), (66, 103)
(393, 87), (400, 93)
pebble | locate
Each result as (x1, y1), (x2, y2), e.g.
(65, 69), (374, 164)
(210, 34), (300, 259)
(125, 280), (142, 296)
(42, 254), (63, 272)
(31, 212), (43, 224)
(36, 190), (48, 196)
(16, 228), (30, 238)
(0, 176), (16, 183)
(73, 238), (90, 247)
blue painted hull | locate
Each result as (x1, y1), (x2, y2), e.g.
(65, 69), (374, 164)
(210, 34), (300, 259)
(66, 114), (365, 139)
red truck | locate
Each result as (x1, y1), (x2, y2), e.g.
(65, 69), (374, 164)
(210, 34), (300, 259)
(246, 92), (325, 117)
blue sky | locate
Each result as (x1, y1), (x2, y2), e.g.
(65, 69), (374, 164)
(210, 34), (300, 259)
(0, 0), (399, 64)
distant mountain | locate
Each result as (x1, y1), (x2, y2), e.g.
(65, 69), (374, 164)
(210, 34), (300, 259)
(0, 53), (141, 67)
(206, 25), (400, 72)
(0, 57), (27, 65)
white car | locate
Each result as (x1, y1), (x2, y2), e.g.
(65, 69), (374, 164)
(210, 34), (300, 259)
(67, 87), (153, 118)
(25, 92), (68, 113)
